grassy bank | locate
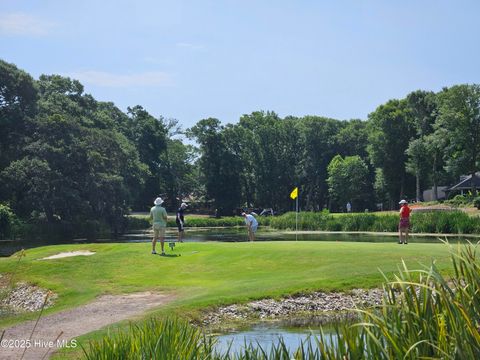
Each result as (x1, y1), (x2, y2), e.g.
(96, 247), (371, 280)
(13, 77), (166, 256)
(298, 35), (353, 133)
(82, 243), (480, 359)
(1, 241), (455, 327)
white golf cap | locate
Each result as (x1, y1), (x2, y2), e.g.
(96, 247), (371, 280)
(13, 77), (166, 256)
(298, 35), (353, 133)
(181, 202), (188, 208)
(154, 197), (164, 205)
(399, 199), (407, 205)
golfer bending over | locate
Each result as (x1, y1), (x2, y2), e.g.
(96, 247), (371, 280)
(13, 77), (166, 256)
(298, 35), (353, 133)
(242, 212), (258, 241)
(150, 197), (168, 255)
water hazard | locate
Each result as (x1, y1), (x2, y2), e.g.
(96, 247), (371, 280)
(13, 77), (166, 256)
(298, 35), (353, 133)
(213, 321), (337, 356)
(0, 227), (473, 257)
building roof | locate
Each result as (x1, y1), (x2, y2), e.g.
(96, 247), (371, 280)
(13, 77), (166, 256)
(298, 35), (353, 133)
(446, 173), (480, 191)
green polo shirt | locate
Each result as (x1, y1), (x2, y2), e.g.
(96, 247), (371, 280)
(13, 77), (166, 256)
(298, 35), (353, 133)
(150, 205), (167, 227)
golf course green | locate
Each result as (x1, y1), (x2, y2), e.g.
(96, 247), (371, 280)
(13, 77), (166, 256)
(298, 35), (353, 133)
(0, 240), (456, 326)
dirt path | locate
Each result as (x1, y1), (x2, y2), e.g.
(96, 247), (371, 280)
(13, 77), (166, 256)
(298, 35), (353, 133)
(0, 292), (175, 360)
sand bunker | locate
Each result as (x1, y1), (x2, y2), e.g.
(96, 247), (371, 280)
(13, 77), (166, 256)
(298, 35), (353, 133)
(40, 250), (96, 260)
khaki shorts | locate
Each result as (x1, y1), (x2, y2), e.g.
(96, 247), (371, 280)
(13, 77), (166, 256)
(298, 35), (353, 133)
(153, 223), (166, 238)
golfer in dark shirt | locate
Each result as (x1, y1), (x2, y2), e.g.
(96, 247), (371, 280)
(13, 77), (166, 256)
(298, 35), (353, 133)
(176, 203), (188, 242)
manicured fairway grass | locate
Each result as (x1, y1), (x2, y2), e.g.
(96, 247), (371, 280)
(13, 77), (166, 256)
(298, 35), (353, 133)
(0, 241), (457, 327)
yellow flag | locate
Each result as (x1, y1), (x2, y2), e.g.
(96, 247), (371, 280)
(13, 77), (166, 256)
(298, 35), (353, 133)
(290, 187), (298, 199)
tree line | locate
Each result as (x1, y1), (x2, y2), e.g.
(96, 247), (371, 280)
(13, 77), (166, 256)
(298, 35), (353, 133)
(0, 60), (197, 236)
(190, 88), (480, 215)
(1, 59), (480, 234)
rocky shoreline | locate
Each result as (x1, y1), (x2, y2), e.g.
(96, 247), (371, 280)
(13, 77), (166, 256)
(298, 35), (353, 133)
(0, 281), (56, 315)
(201, 288), (384, 327)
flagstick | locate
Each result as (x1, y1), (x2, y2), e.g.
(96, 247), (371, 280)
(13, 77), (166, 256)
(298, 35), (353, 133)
(295, 195), (298, 241)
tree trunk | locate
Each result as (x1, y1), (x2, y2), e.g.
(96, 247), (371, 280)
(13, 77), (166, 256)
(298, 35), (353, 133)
(416, 171), (421, 202)
(433, 157), (438, 201)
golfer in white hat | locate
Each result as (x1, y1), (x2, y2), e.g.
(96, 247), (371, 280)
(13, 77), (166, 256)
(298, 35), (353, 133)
(150, 197), (168, 255)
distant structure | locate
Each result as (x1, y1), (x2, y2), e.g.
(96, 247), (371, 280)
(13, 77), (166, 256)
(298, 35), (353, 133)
(445, 173), (480, 197)
(423, 186), (447, 202)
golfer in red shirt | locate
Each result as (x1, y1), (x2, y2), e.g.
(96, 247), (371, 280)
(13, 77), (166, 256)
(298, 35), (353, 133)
(398, 199), (411, 244)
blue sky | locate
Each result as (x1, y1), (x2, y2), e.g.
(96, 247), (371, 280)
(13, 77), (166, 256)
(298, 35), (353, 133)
(1, 0), (479, 129)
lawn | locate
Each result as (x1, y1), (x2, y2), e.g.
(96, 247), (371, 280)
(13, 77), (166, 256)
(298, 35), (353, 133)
(0, 241), (457, 326)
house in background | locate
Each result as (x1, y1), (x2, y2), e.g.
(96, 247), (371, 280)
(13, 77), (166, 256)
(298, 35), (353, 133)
(423, 186), (447, 202)
(444, 173), (480, 198)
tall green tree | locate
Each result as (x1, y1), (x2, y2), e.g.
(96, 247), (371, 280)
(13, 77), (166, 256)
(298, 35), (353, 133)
(159, 119), (198, 209)
(405, 90), (438, 201)
(244, 112), (300, 211)
(188, 118), (241, 215)
(2, 73), (147, 234)
(405, 138), (428, 202)
(424, 129), (449, 200)
(327, 155), (371, 211)
(336, 119), (369, 160)
(127, 106), (168, 209)
(367, 99), (416, 207)
(436, 84), (480, 194)
(222, 123), (257, 208)
(0, 59), (38, 171)
(298, 116), (341, 210)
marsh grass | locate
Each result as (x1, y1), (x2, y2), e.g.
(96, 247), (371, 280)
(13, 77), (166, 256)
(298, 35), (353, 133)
(83, 318), (218, 360)
(83, 242), (480, 359)
(269, 211), (480, 234)
(127, 210), (480, 235)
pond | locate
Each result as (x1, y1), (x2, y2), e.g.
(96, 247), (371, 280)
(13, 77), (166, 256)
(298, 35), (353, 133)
(213, 321), (338, 356)
(0, 227), (474, 257)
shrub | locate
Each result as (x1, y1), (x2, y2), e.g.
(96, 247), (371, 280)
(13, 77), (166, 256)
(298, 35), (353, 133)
(474, 196), (480, 209)
(0, 203), (19, 239)
(445, 194), (471, 207)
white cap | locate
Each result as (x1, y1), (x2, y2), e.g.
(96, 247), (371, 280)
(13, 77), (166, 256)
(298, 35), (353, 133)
(181, 202), (188, 208)
(399, 199), (407, 205)
(154, 197), (164, 205)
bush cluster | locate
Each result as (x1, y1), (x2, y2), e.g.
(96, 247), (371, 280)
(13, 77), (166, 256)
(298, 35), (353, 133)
(0, 203), (21, 239)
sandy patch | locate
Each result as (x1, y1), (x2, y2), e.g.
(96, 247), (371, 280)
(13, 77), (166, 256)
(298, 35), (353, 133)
(0, 291), (175, 360)
(40, 250), (96, 260)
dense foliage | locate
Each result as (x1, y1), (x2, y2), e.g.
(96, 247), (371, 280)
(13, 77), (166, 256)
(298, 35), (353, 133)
(2, 58), (480, 235)
(0, 60), (196, 237)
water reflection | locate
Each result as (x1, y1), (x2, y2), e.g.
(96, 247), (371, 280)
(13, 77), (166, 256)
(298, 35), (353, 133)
(1, 227), (474, 257)
(214, 322), (337, 356)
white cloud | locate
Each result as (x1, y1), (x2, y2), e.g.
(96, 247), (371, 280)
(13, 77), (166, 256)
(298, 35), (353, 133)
(176, 42), (205, 50)
(0, 13), (55, 36)
(67, 70), (173, 87)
